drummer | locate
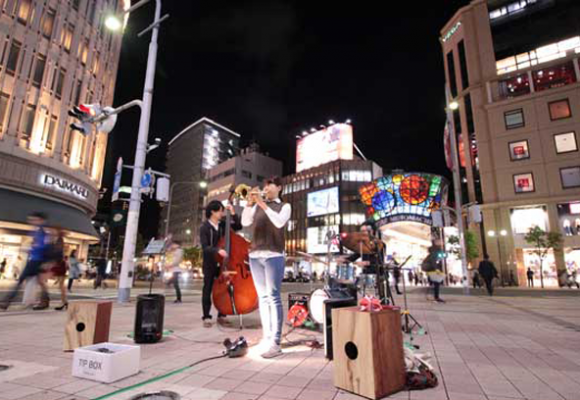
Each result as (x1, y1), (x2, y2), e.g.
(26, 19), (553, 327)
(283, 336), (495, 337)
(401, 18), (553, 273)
(338, 222), (383, 273)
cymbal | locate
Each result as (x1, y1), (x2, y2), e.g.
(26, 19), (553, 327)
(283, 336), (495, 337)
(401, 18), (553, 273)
(340, 232), (383, 254)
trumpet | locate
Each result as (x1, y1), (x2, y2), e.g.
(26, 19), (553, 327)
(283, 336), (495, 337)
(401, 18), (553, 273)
(234, 184), (266, 204)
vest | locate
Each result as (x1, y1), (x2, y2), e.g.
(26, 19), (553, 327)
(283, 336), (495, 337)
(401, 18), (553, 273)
(251, 201), (286, 253)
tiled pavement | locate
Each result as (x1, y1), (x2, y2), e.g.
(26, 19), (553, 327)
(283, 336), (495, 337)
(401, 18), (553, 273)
(0, 289), (579, 400)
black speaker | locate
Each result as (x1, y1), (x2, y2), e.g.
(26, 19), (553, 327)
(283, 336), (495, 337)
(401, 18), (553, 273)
(134, 294), (165, 344)
(323, 288), (357, 360)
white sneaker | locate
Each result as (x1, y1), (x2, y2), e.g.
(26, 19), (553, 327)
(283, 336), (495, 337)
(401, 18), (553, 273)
(261, 344), (282, 359)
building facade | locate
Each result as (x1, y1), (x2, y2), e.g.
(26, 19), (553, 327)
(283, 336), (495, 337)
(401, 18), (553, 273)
(441, 0), (580, 286)
(206, 144), (283, 206)
(0, 0), (127, 271)
(161, 117), (240, 247)
(282, 158), (383, 260)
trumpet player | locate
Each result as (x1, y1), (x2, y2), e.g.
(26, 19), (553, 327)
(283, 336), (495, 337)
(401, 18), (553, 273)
(242, 176), (291, 359)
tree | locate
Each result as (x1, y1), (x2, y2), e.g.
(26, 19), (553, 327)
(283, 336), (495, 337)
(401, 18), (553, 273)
(183, 246), (203, 268)
(447, 230), (480, 265)
(524, 226), (562, 288)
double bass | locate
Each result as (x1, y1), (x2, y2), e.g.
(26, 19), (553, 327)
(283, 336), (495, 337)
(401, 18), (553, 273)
(212, 187), (259, 316)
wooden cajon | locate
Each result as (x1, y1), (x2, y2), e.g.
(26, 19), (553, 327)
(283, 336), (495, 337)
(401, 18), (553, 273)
(332, 307), (406, 399)
(64, 301), (113, 351)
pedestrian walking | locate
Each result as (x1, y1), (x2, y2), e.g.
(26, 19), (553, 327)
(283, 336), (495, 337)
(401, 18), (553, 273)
(472, 269), (482, 289)
(165, 241), (183, 303)
(67, 250), (81, 292)
(566, 270), (579, 289)
(408, 270), (414, 286)
(0, 212), (50, 310)
(94, 258), (108, 289)
(421, 245), (445, 303)
(478, 254), (498, 296)
(50, 228), (68, 310)
(526, 267), (534, 288)
(0, 258), (6, 279)
(391, 253), (402, 295)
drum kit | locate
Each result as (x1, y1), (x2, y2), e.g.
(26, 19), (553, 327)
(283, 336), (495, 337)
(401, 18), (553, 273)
(290, 230), (393, 326)
(288, 229), (424, 336)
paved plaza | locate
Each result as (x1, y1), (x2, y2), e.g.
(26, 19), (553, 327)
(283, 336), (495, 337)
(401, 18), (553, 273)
(0, 286), (579, 400)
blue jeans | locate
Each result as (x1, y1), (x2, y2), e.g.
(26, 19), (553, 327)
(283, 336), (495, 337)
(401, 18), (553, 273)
(249, 256), (284, 345)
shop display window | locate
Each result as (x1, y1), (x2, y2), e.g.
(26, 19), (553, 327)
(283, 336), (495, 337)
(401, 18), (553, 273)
(511, 207), (547, 234)
(509, 140), (530, 161)
(504, 109), (525, 129)
(513, 172), (535, 193)
(548, 99), (572, 121)
(560, 166), (580, 189)
(554, 132), (578, 154)
(533, 62), (577, 93)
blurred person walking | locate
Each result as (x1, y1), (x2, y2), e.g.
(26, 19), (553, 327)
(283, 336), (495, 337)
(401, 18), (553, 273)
(49, 228), (68, 310)
(165, 241), (183, 303)
(0, 212), (50, 310)
(67, 250), (81, 292)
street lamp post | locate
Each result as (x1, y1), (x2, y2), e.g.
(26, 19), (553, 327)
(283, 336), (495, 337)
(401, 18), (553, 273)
(163, 181), (208, 240)
(116, 0), (166, 303)
(445, 87), (470, 295)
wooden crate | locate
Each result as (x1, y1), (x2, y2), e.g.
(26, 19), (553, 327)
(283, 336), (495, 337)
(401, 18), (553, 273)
(332, 307), (406, 399)
(64, 301), (113, 352)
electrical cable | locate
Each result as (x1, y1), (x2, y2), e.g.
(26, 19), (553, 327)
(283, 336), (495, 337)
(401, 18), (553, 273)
(91, 354), (227, 400)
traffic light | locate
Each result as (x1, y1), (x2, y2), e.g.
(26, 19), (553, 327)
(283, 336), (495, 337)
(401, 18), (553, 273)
(68, 104), (100, 136)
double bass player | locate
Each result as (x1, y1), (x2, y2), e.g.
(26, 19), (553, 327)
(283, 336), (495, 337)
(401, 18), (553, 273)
(242, 177), (291, 359)
(199, 200), (242, 327)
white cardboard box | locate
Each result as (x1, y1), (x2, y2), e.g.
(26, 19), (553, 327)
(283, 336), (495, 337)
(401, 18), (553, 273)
(72, 342), (140, 383)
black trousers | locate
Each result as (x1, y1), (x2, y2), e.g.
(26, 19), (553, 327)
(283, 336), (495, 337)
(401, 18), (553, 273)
(432, 281), (441, 300)
(527, 277), (534, 287)
(168, 272), (181, 301)
(202, 267), (225, 319)
(484, 277), (494, 296)
(3, 260), (47, 305)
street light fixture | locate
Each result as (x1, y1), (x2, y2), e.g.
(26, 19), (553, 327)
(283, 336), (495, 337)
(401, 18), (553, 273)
(500, 229), (508, 237)
(449, 100), (459, 110)
(104, 15), (123, 32)
(488, 230), (496, 237)
(199, 180), (208, 189)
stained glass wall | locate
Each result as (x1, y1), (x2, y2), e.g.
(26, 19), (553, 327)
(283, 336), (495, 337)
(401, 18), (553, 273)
(359, 172), (449, 226)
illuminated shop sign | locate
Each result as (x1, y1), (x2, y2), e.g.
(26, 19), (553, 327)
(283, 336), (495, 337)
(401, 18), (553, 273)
(359, 173), (449, 226)
(40, 173), (89, 200)
(307, 187), (339, 217)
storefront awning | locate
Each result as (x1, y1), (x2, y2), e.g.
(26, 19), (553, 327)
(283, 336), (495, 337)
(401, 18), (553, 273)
(0, 188), (98, 239)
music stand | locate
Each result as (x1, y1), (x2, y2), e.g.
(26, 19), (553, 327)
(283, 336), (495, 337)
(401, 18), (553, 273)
(397, 255), (426, 335)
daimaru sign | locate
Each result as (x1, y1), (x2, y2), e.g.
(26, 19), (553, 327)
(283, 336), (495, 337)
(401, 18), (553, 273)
(40, 173), (89, 200)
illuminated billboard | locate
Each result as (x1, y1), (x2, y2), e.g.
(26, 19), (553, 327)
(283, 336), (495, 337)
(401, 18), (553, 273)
(307, 187), (339, 217)
(307, 225), (340, 254)
(296, 123), (353, 172)
(359, 172), (449, 226)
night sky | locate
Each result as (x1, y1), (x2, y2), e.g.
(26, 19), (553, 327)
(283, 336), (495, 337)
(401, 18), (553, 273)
(103, 0), (472, 240)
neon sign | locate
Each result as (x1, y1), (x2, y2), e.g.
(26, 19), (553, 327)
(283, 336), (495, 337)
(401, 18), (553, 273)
(441, 22), (461, 43)
(359, 173), (449, 226)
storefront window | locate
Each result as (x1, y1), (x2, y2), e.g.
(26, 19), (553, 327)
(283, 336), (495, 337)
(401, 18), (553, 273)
(533, 62), (577, 92)
(499, 73), (530, 99)
(523, 249), (558, 287)
(557, 202), (580, 236)
(511, 206), (548, 235)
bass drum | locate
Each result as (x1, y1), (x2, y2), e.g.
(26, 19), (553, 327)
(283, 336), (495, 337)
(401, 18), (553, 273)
(309, 289), (330, 324)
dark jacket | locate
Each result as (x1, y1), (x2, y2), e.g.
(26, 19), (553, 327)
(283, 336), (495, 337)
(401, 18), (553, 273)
(199, 214), (242, 272)
(478, 260), (498, 280)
